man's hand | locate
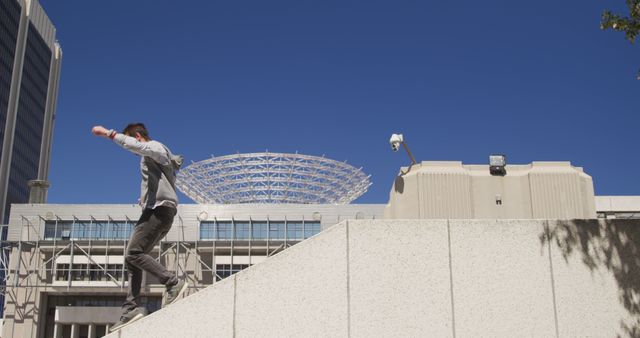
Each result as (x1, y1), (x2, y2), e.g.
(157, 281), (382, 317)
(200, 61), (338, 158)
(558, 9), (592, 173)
(92, 125), (110, 138)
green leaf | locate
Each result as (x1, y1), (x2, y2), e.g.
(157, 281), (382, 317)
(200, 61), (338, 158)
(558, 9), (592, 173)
(601, 2), (640, 78)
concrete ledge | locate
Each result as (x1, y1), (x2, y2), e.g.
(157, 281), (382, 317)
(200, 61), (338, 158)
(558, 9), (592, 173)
(106, 219), (640, 338)
(55, 306), (121, 324)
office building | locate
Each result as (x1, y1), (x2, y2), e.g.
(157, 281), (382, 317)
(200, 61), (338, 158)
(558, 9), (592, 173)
(0, 0), (62, 222)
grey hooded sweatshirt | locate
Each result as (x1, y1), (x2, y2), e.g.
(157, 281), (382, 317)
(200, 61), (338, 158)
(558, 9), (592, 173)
(113, 134), (183, 210)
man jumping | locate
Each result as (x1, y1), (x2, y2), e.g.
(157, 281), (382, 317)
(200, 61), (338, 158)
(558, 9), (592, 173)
(91, 123), (188, 332)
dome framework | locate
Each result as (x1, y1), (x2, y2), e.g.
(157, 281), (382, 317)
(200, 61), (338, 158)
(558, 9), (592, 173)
(176, 152), (371, 204)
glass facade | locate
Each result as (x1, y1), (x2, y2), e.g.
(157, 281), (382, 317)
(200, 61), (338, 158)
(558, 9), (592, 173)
(7, 22), (51, 218)
(200, 220), (321, 240)
(0, 0), (20, 224)
(0, 0), (20, 168)
(44, 221), (134, 240)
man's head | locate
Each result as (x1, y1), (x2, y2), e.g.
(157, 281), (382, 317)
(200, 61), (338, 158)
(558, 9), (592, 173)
(122, 123), (150, 142)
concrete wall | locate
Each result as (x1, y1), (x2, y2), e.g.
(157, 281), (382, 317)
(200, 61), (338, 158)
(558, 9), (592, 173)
(596, 195), (640, 213)
(105, 219), (640, 338)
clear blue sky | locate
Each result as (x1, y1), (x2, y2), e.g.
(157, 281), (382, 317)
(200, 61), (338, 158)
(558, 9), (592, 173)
(41, 0), (638, 205)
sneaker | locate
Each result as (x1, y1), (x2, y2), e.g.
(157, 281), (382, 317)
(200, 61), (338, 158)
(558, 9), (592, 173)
(109, 307), (148, 332)
(163, 279), (188, 307)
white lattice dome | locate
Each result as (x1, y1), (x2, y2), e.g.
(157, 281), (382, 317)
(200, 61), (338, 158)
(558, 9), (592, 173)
(176, 152), (371, 204)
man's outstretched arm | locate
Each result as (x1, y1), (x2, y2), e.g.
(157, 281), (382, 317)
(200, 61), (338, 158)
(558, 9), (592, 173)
(92, 125), (169, 165)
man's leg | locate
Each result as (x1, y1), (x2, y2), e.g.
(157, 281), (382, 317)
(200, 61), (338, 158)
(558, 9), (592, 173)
(121, 260), (142, 313)
(121, 207), (177, 313)
(148, 207), (177, 286)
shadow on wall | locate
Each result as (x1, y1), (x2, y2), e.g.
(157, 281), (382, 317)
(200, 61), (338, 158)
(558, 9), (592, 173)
(394, 176), (404, 194)
(540, 219), (640, 338)
(394, 165), (415, 194)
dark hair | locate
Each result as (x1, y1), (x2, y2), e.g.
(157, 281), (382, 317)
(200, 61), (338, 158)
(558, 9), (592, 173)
(122, 123), (150, 140)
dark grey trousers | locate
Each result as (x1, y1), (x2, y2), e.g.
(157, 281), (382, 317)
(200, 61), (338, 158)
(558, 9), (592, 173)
(122, 206), (178, 313)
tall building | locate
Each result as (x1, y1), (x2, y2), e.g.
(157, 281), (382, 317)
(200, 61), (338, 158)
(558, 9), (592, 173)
(0, 0), (62, 223)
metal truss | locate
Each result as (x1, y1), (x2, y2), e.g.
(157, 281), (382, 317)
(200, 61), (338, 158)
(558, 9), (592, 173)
(0, 208), (321, 337)
(0, 216), (295, 303)
(176, 152), (372, 204)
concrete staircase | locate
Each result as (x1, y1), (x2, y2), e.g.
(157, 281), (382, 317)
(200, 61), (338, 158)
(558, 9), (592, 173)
(105, 219), (639, 338)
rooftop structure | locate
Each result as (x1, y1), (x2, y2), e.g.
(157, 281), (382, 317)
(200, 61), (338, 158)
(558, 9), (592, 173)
(385, 161), (596, 219)
(176, 152), (371, 204)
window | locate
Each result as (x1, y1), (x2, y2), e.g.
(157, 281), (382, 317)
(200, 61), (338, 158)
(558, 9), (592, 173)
(216, 222), (233, 240)
(55, 263), (127, 282)
(304, 221), (321, 239)
(110, 222), (133, 240)
(215, 264), (249, 281)
(200, 222), (215, 240)
(55, 264), (69, 281)
(71, 221), (90, 239)
(91, 222), (109, 239)
(44, 221), (70, 239)
(198, 220), (320, 241)
(251, 221), (268, 240)
(269, 222), (285, 240)
(287, 222), (303, 240)
(73, 264), (88, 281)
(44, 221), (133, 240)
(107, 264), (122, 280)
(235, 222), (250, 240)
(89, 264), (106, 281)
